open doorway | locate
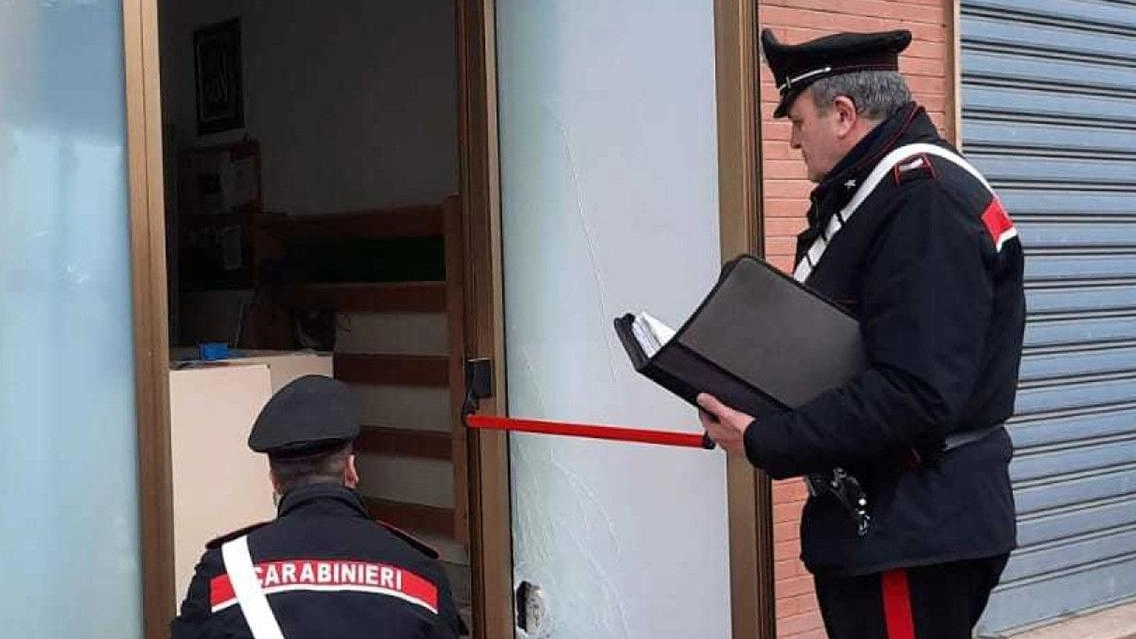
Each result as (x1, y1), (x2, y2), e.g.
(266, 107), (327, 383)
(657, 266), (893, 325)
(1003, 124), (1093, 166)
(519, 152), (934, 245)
(151, 1), (501, 634)
(128, 1), (765, 637)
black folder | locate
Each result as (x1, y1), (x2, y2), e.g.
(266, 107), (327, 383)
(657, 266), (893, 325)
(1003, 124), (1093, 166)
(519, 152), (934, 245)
(614, 254), (867, 418)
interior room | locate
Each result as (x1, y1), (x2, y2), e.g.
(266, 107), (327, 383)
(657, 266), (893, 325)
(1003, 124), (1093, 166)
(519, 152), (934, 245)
(155, 0), (472, 628)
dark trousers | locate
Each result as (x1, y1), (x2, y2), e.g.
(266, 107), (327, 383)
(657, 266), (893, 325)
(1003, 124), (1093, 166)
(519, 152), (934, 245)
(814, 554), (1010, 639)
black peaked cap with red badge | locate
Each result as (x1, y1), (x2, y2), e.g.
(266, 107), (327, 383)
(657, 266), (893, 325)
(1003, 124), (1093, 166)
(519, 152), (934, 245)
(761, 28), (912, 118)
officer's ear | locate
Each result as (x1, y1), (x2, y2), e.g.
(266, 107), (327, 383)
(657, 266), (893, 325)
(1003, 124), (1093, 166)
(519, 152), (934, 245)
(269, 468), (282, 494)
(344, 454), (359, 489)
(832, 95), (859, 138)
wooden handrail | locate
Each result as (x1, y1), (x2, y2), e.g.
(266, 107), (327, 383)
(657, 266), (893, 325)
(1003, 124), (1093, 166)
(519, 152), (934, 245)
(441, 194), (470, 546)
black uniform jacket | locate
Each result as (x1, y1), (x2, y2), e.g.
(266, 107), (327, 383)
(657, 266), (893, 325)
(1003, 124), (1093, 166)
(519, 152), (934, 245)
(171, 483), (463, 639)
(744, 103), (1026, 577)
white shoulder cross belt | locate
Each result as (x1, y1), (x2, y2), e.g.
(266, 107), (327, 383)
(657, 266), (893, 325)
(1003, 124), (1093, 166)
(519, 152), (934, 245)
(222, 535), (288, 639)
(792, 143), (1013, 283)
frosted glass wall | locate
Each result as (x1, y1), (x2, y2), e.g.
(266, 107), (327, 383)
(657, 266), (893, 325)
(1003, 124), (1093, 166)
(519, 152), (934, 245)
(0, 1), (143, 636)
(497, 2), (732, 637)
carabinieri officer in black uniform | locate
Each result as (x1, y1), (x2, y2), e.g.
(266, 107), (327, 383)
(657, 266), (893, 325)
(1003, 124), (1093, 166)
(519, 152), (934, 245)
(171, 375), (464, 639)
(698, 29), (1026, 639)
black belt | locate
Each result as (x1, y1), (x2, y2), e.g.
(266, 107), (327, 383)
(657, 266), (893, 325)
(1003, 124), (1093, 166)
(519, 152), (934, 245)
(808, 424), (1006, 537)
(943, 423), (1005, 451)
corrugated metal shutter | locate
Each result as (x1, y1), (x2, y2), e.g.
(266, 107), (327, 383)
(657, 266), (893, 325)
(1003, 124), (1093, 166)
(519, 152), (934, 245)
(960, 0), (1136, 634)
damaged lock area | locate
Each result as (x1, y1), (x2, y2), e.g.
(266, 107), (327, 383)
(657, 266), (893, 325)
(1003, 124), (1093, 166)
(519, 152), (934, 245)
(515, 580), (550, 638)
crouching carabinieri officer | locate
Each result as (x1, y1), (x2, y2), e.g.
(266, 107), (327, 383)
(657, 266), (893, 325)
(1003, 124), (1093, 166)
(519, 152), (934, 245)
(171, 375), (464, 639)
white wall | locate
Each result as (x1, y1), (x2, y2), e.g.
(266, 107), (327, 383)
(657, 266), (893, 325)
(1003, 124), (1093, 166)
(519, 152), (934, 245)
(160, 0), (458, 215)
(497, 2), (732, 638)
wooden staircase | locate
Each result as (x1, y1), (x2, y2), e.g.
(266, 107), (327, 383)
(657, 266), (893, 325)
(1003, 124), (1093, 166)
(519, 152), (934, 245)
(272, 196), (472, 622)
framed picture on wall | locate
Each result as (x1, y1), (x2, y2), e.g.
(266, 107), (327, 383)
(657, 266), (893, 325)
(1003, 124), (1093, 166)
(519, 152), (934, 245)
(193, 18), (244, 135)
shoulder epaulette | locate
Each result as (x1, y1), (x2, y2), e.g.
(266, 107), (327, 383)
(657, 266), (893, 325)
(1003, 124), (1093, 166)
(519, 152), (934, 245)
(205, 521), (271, 550)
(375, 519), (440, 559)
(891, 152), (939, 186)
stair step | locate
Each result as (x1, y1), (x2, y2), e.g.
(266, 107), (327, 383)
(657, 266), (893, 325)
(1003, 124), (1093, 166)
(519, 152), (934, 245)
(356, 426), (453, 460)
(282, 281), (447, 313)
(364, 496), (455, 538)
(336, 353), (449, 387)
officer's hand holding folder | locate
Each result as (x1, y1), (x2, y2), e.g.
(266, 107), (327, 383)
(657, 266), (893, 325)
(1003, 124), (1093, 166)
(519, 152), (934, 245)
(614, 254), (866, 433)
(615, 254), (877, 533)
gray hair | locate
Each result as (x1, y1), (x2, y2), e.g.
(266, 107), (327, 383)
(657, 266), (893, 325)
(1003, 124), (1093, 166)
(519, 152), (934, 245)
(808, 71), (911, 121)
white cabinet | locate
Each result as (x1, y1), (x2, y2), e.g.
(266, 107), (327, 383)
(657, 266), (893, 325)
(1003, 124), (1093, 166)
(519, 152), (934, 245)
(168, 351), (332, 602)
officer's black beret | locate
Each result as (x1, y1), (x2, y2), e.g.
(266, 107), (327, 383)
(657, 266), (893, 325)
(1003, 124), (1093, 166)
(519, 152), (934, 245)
(248, 374), (361, 458)
(761, 29), (912, 118)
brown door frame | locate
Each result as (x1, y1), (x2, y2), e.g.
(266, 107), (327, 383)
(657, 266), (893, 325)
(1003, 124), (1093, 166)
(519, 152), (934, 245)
(456, 0), (516, 636)
(458, 0), (774, 637)
(715, 1), (776, 638)
(122, 0), (176, 636)
(123, 0), (769, 636)
(120, 0), (518, 635)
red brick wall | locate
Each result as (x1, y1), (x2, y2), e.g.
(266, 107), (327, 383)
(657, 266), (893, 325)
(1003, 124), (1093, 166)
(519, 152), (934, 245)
(758, 2), (953, 638)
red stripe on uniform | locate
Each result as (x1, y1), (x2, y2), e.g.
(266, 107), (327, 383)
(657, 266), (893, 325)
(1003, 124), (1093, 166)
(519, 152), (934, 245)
(981, 198), (1014, 245)
(400, 570), (440, 610)
(210, 576), (235, 609)
(882, 569), (917, 639)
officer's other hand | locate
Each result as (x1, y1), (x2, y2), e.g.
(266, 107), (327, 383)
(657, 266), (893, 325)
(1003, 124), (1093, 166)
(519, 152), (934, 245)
(697, 393), (752, 455)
